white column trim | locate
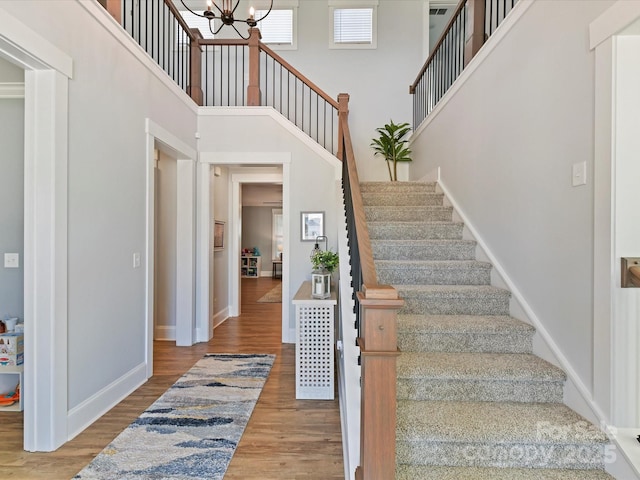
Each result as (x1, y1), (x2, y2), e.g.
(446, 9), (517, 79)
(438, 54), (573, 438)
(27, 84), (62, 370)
(195, 162), (211, 343)
(176, 159), (196, 346)
(23, 69), (69, 452)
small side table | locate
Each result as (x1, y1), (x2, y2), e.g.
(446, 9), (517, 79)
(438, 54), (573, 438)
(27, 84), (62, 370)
(272, 260), (282, 279)
(292, 281), (336, 400)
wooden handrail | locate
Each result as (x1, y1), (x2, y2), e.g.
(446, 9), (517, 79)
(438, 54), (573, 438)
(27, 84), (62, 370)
(630, 266), (640, 288)
(260, 43), (340, 110)
(410, 0), (466, 93)
(164, 0), (198, 43)
(198, 38), (250, 46)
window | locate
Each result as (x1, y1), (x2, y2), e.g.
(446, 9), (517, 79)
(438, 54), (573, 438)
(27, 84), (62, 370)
(256, 9), (295, 48)
(329, 1), (378, 49)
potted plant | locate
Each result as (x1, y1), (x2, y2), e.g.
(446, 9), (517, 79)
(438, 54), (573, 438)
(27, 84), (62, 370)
(370, 120), (412, 181)
(310, 250), (339, 299)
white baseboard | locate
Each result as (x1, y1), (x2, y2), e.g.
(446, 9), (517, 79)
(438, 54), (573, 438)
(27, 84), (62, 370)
(67, 362), (147, 442)
(213, 307), (229, 329)
(154, 325), (175, 341)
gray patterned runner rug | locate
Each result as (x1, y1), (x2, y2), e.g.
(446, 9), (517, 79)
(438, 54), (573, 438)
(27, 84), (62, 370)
(74, 353), (275, 480)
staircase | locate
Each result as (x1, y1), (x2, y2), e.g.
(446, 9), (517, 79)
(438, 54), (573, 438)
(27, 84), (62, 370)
(361, 181), (614, 480)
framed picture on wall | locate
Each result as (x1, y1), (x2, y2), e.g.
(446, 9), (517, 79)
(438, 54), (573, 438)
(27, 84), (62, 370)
(301, 211), (324, 241)
(214, 221), (225, 251)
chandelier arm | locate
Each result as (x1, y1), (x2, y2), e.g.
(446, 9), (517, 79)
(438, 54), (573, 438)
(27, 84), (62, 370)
(256, 0), (274, 21)
(179, 0), (210, 19)
(231, 23), (251, 40)
(212, 21), (226, 35)
(210, 1), (226, 16)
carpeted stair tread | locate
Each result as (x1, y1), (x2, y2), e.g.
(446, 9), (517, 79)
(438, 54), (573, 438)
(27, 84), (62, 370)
(396, 400), (608, 444)
(368, 221), (464, 240)
(395, 465), (615, 480)
(376, 260), (492, 285)
(398, 314), (534, 335)
(371, 239), (477, 261)
(362, 192), (444, 207)
(397, 352), (565, 402)
(365, 205), (453, 221)
(360, 181), (437, 193)
(398, 352), (565, 382)
(397, 284), (511, 316)
(398, 315), (535, 353)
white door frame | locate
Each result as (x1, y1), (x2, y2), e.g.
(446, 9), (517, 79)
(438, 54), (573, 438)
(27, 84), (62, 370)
(145, 120), (198, 361)
(198, 152), (292, 343)
(0, 6), (72, 452)
(591, 4), (640, 428)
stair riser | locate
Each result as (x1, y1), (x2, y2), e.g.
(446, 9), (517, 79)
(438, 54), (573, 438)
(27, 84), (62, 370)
(360, 182), (436, 194)
(368, 223), (464, 240)
(397, 379), (564, 403)
(372, 243), (476, 261)
(398, 293), (510, 316)
(377, 266), (491, 286)
(365, 206), (452, 222)
(362, 193), (444, 207)
(398, 333), (533, 354)
(397, 442), (605, 470)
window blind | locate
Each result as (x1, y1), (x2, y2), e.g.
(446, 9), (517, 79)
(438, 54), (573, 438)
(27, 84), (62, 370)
(333, 8), (373, 44)
(256, 9), (293, 44)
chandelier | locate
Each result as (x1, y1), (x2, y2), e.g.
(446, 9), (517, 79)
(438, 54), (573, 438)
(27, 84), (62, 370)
(180, 0), (273, 39)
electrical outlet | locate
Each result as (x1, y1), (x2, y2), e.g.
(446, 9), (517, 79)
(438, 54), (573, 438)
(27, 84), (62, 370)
(4, 253), (19, 268)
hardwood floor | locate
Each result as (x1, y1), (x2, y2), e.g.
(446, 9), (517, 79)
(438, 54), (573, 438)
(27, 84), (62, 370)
(0, 278), (344, 479)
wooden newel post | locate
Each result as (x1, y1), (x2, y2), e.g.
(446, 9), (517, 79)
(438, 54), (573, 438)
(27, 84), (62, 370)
(464, 0), (486, 66)
(355, 286), (403, 480)
(188, 29), (204, 106)
(247, 28), (262, 106)
(337, 93), (350, 160)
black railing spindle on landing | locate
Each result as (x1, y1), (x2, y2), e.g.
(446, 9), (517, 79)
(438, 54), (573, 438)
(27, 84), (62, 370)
(410, 0), (519, 130)
(199, 41), (249, 107)
(121, 0), (192, 95)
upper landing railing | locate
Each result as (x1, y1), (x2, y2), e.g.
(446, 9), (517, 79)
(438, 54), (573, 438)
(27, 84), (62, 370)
(410, 0), (519, 130)
(102, 0), (338, 154)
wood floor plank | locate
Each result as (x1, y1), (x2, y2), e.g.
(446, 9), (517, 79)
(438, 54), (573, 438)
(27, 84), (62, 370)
(0, 278), (344, 479)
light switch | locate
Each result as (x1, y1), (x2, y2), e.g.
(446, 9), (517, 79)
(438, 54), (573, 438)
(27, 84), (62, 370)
(133, 252), (141, 268)
(572, 161), (587, 187)
(4, 253), (19, 268)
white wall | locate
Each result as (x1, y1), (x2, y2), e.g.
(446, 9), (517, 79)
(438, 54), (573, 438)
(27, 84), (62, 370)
(410, 0), (614, 403)
(253, 0), (425, 181)
(154, 150), (178, 339)
(0, 98), (24, 322)
(0, 2), (198, 412)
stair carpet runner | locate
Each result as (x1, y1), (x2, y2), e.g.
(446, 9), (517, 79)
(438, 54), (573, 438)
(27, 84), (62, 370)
(361, 181), (614, 480)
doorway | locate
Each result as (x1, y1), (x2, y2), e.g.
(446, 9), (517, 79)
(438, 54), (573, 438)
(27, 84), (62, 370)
(198, 153), (292, 343)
